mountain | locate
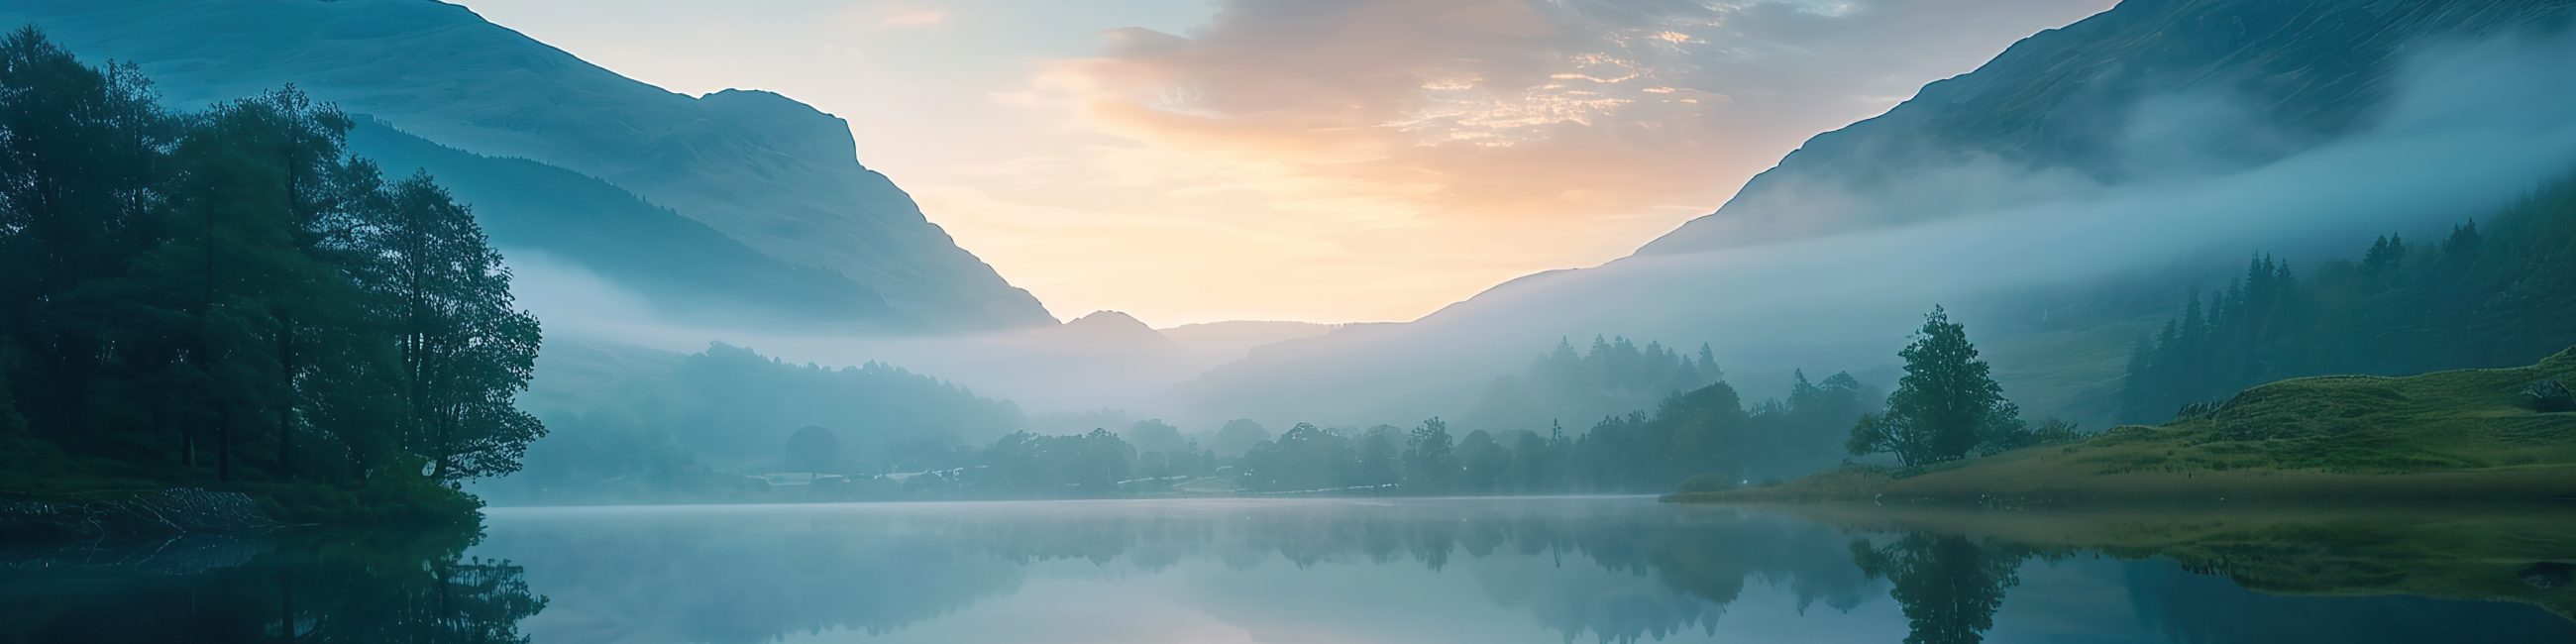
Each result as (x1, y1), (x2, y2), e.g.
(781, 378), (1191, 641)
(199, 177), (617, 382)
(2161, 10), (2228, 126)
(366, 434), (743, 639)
(1058, 311), (1188, 359)
(1176, 0), (2576, 429)
(1157, 321), (1339, 363)
(0, 0), (1051, 330)
(345, 119), (907, 329)
(1642, 0), (2576, 255)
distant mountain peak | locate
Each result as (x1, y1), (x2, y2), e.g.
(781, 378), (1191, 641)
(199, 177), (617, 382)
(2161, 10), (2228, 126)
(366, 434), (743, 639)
(1067, 310), (1154, 331)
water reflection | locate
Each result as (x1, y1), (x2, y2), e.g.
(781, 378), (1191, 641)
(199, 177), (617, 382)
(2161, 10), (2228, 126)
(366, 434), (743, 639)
(1, 531), (543, 643)
(5, 498), (2573, 643)
(1848, 533), (2032, 644)
(473, 499), (1881, 643)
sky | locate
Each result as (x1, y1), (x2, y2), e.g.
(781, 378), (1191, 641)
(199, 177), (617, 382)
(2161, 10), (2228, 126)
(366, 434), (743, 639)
(456, 0), (2114, 326)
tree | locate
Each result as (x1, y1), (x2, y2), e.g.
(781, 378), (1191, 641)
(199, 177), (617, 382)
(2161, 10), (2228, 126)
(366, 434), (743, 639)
(1353, 425), (1404, 486)
(1455, 430), (1510, 492)
(1850, 307), (2018, 467)
(1661, 381), (1751, 483)
(1208, 418), (1272, 459)
(379, 174), (545, 483)
(785, 426), (843, 474)
(1403, 417), (1456, 492)
(0, 27), (541, 517)
(0, 28), (173, 450)
(1072, 428), (1135, 491)
(1502, 431), (1546, 491)
(1851, 533), (2030, 644)
(1236, 423), (1353, 491)
(1122, 418), (1188, 458)
(0, 363), (24, 437)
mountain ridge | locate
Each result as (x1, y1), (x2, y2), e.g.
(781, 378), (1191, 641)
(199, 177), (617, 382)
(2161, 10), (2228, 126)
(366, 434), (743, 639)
(1174, 0), (2576, 429)
(0, 0), (1053, 330)
(1640, 0), (2576, 256)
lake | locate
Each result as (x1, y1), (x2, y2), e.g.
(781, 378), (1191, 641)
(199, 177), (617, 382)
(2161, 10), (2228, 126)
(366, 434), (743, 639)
(6, 496), (2573, 643)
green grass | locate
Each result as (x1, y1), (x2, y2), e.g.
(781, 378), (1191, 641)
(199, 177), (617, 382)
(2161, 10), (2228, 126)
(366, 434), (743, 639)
(1676, 347), (2576, 505)
(1980, 317), (2161, 428)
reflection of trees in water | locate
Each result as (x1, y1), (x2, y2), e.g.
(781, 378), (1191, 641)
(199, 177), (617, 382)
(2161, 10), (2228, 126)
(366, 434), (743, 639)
(1848, 533), (2036, 644)
(2123, 557), (2576, 643)
(479, 502), (1884, 644)
(1820, 509), (2576, 644)
(483, 520), (1027, 643)
(20, 506), (2576, 643)
(0, 532), (544, 643)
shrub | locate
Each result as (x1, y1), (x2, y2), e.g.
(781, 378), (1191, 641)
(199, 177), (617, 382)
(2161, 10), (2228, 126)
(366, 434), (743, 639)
(2528, 378), (2575, 412)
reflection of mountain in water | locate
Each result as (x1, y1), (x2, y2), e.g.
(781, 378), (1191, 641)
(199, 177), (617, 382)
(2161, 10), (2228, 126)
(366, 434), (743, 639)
(474, 501), (1881, 644)
(10, 501), (2575, 643)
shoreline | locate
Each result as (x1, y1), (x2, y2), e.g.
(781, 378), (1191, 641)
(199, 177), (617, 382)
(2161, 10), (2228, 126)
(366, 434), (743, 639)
(1664, 463), (2576, 508)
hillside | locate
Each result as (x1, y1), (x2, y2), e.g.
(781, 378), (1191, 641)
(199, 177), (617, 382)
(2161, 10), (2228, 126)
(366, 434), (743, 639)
(1177, 0), (2576, 430)
(347, 119), (910, 330)
(1683, 347), (2576, 504)
(0, 0), (1051, 330)
(1158, 321), (1337, 364)
(1642, 0), (2576, 254)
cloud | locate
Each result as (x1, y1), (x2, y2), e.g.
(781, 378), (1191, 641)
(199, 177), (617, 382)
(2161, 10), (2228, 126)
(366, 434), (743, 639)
(939, 0), (2110, 323)
(867, 7), (949, 29)
(882, 9), (946, 27)
(1177, 25), (2576, 427)
(1031, 0), (2114, 226)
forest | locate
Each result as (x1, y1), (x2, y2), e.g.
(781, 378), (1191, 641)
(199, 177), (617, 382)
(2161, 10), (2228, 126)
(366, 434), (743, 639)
(730, 355), (1894, 499)
(2120, 173), (2576, 423)
(1460, 336), (1722, 433)
(493, 311), (2069, 503)
(0, 29), (543, 523)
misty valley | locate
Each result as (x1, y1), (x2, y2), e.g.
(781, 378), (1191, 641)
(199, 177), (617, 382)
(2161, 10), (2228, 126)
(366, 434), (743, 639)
(7, 0), (2576, 642)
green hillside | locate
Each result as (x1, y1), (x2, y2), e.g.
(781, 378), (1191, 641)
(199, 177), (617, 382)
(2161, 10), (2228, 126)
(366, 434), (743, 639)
(1644, 0), (2576, 254)
(1682, 347), (2576, 504)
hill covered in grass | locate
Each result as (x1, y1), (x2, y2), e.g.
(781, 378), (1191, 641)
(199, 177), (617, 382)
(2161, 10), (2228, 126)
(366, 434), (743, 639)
(1679, 347), (2576, 504)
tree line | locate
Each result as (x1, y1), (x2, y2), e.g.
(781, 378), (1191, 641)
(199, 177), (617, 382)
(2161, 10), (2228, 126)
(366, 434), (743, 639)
(2121, 173), (2576, 422)
(0, 28), (542, 516)
(491, 342), (1027, 503)
(792, 309), (2063, 499)
(1461, 335), (1721, 434)
(1162, 363), (1875, 495)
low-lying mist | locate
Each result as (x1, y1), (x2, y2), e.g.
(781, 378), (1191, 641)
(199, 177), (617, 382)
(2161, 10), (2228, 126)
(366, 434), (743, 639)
(1180, 27), (2576, 428)
(508, 28), (2576, 437)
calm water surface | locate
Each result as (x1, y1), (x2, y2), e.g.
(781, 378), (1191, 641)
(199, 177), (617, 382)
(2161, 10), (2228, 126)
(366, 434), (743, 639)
(7, 496), (2574, 643)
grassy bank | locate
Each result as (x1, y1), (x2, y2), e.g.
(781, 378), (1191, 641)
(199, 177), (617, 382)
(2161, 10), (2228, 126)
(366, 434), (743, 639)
(1675, 347), (2576, 506)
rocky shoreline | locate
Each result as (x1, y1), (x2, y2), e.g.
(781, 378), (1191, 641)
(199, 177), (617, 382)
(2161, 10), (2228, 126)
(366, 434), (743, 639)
(0, 487), (274, 543)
